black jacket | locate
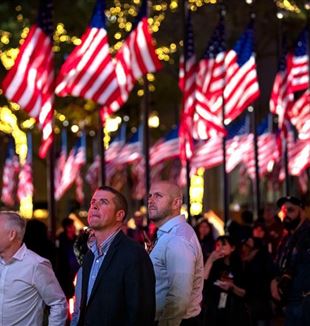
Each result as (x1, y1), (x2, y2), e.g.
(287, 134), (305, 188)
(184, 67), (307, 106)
(78, 231), (156, 326)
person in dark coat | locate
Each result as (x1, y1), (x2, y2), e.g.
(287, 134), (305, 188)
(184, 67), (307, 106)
(71, 186), (155, 326)
(56, 217), (80, 300)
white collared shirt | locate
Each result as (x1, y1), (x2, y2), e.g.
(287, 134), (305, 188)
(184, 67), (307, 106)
(0, 243), (67, 326)
(150, 215), (204, 325)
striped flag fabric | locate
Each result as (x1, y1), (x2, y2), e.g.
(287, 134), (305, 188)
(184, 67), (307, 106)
(288, 89), (310, 140)
(220, 22), (260, 124)
(1, 140), (19, 207)
(17, 134), (33, 203)
(2, 0), (54, 158)
(289, 28), (309, 93)
(85, 155), (100, 193)
(269, 39), (294, 129)
(225, 115), (251, 173)
(75, 133), (87, 204)
(196, 18), (226, 103)
(179, 10), (197, 164)
(242, 117), (281, 180)
(150, 126), (180, 167)
(55, 134), (86, 201)
(287, 138), (310, 177)
(102, 0), (162, 117)
(54, 129), (67, 189)
(191, 137), (223, 171)
(115, 126), (143, 165)
(55, 0), (120, 107)
(105, 123), (127, 163)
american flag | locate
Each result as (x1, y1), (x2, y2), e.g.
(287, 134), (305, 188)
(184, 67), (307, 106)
(75, 133), (87, 204)
(102, 0), (162, 116)
(54, 129), (67, 190)
(55, 0), (120, 107)
(219, 22), (260, 124)
(242, 117), (281, 180)
(55, 134), (86, 201)
(17, 134), (33, 203)
(193, 17), (227, 139)
(150, 126), (179, 167)
(105, 123), (127, 163)
(130, 158), (146, 200)
(196, 18), (226, 103)
(289, 28), (309, 93)
(269, 39), (294, 129)
(191, 137), (223, 171)
(179, 10), (197, 164)
(2, 0), (54, 159)
(287, 138), (310, 177)
(288, 89), (310, 140)
(1, 140), (19, 207)
(225, 114), (251, 173)
(116, 125), (143, 165)
(85, 155), (100, 193)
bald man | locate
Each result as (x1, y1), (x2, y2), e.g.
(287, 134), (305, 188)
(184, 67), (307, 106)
(148, 181), (204, 326)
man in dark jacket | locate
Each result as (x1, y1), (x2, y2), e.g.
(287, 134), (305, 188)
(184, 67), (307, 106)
(271, 196), (310, 326)
(71, 186), (155, 326)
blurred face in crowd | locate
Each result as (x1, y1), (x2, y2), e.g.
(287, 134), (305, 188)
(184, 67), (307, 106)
(280, 202), (303, 231)
(88, 189), (124, 232)
(198, 221), (211, 238)
(148, 182), (182, 227)
(65, 223), (76, 240)
(215, 239), (235, 258)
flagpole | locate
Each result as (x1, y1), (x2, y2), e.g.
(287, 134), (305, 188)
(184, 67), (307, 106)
(275, 6), (290, 195)
(142, 0), (151, 203)
(182, 0), (192, 223)
(218, 2), (229, 228)
(47, 135), (56, 242)
(251, 108), (260, 219)
(249, 5), (260, 220)
(98, 113), (106, 186)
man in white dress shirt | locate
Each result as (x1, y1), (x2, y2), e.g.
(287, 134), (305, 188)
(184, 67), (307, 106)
(0, 211), (67, 326)
(148, 181), (204, 326)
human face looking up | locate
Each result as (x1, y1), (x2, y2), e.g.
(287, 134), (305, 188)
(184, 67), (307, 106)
(88, 190), (124, 232)
(148, 182), (182, 226)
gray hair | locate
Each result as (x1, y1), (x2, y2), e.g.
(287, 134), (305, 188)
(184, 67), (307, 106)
(0, 211), (26, 240)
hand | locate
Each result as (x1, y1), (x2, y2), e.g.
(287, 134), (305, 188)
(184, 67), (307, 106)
(215, 279), (234, 291)
(209, 250), (224, 263)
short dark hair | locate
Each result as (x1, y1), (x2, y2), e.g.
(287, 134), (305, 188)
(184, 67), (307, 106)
(97, 186), (128, 220)
(277, 196), (304, 209)
(216, 235), (236, 247)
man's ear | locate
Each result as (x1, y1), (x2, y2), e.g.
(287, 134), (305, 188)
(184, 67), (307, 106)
(8, 229), (16, 242)
(115, 210), (125, 222)
(173, 196), (182, 210)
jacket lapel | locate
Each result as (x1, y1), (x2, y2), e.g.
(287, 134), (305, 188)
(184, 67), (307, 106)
(87, 231), (124, 304)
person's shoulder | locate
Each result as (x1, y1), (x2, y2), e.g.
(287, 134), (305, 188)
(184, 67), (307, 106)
(25, 247), (51, 265)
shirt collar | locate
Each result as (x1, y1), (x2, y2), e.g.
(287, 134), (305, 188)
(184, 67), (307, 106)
(90, 228), (121, 256)
(158, 215), (186, 234)
(0, 243), (27, 265)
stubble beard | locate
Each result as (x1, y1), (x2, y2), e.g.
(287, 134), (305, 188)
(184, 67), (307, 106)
(149, 206), (173, 224)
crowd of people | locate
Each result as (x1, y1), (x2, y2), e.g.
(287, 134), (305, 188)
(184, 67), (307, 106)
(0, 182), (309, 326)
